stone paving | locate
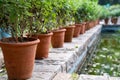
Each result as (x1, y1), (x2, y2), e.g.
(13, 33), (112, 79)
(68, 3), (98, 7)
(79, 74), (120, 80)
(53, 73), (120, 80)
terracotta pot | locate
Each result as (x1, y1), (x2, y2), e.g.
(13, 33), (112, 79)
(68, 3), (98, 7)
(88, 21), (92, 29)
(64, 25), (75, 42)
(104, 18), (109, 24)
(33, 32), (53, 59)
(96, 20), (99, 25)
(80, 23), (86, 34)
(51, 29), (66, 48)
(85, 22), (89, 30)
(111, 17), (118, 24)
(91, 21), (95, 28)
(89, 21), (94, 29)
(0, 37), (40, 80)
(73, 24), (81, 37)
(92, 21), (95, 27)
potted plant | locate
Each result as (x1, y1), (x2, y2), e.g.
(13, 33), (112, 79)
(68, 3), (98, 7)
(109, 5), (120, 24)
(73, 2), (91, 36)
(51, 0), (66, 48)
(111, 17), (118, 24)
(80, 1), (99, 30)
(94, 5), (102, 26)
(62, 0), (75, 42)
(111, 16), (118, 25)
(0, 1), (40, 80)
(63, 21), (75, 42)
(110, 7), (120, 24)
(101, 7), (110, 25)
(27, 0), (55, 59)
(73, 6), (82, 37)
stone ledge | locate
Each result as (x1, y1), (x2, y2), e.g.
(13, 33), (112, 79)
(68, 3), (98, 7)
(53, 74), (120, 80)
(78, 74), (120, 80)
(0, 25), (102, 80)
(79, 74), (108, 80)
(53, 73), (79, 80)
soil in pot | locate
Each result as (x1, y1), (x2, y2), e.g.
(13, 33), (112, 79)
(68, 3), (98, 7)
(34, 32), (53, 59)
(73, 24), (81, 37)
(51, 29), (66, 48)
(0, 37), (40, 80)
(64, 25), (75, 42)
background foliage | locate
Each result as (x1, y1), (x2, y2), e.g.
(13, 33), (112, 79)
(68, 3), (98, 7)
(99, 0), (120, 5)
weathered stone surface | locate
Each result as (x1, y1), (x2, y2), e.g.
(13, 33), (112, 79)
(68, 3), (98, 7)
(53, 73), (79, 80)
(78, 74), (120, 80)
(53, 73), (72, 80)
(110, 77), (120, 80)
(34, 64), (61, 73)
(78, 75), (109, 80)
(35, 60), (67, 73)
(28, 72), (55, 80)
(50, 47), (75, 53)
(0, 74), (7, 80)
(68, 49), (88, 73)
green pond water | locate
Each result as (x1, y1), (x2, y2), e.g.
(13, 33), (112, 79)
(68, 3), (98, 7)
(83, 33), (120, 77)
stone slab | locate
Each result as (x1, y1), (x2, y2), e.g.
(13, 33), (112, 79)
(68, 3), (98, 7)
(53, 73), (72, 80)
(0, 74), (7, 80)
(35, 60), (67, 73)
(35, 52), (78, 72)
(53, 73), (79, 80)
(110, 77), (120, 80)
(28, 72), (55, 80)
(50, 47), (75, 53)
(78, 74), (120, 80)
(34, 64), (61, 73)
(78, 74), (109, 80)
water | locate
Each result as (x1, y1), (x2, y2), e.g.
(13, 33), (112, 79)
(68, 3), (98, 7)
(81, 33), (120, 77)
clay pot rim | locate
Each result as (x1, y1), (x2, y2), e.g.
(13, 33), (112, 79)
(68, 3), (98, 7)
(81, 22), (86, 24)
(112, 18), (118, 20)
(75, 23), (82, 25)
(75, 24), (83, 27)
(52, 28), (66, 33)
(0, 37), (40, 46)
(64, 25), (75, 29)
(34, 32), (53, 37)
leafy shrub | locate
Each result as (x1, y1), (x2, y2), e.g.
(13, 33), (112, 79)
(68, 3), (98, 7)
(74, 0), (101, 23)
(0, 0), (31, 42)
(99, 7), (110, 19)
(109, 5), (120, 17)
